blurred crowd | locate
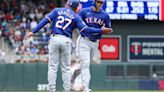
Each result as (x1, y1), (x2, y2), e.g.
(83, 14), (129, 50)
(0, 0), (67, 63)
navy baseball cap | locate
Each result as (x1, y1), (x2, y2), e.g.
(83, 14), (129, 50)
(68, 0), (79, 8)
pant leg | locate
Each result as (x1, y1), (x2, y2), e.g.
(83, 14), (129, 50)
(76, 36), (91, 92)
(48, 38), (60, 92)
(60, 37), (72, 92)
(91, 43), (101, 64)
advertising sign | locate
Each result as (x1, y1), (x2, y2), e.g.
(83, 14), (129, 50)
(128, 35), (164, 62)
(160, 0), (164, 21)
(99, 36), (121, 61)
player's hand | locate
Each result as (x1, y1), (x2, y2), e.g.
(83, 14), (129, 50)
(25, 31), (33, 39)
(101, 27), (113, 34)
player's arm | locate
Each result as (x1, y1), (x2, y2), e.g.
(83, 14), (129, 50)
(26, 9), (57, 38)
(32, 9), (57, 33)
(76, 15), (102, 33)
(103, 14), (113, 34)
(75, 15), (110, 34)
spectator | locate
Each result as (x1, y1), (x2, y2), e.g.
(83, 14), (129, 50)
(30, 19), (37, 30)
(0, 50), (6, 64)
(0, 0), (60, 63)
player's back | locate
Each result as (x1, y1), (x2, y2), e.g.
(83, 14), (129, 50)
(50, 7), (78, 38)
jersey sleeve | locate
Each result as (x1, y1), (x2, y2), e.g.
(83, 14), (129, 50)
(78, 9), (84, 19)
(75, 15), (102, 34)
(104, 14), (111, 28)
(46, 9), (58, 22)
(32, 18), (49, 33)
(32, 9), (57, 33)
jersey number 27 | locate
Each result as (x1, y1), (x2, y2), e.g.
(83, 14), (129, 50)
(56, 16), (72, 30)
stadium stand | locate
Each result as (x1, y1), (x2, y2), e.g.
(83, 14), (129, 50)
(0, 0), (67, 63)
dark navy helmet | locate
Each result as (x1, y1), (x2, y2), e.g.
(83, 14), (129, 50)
(68, 0), (80, 8)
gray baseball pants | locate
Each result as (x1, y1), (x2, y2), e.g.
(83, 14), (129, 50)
(48, 34), (72, 92)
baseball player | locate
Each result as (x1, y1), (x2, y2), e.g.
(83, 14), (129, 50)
(25, 0), (112, 92)
(76, 0), (113, 92)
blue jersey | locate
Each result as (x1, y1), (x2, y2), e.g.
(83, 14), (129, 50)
(78, 6), (111, 40)
(32, 7), (102, 38)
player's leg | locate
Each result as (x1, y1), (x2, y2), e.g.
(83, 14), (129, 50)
(48, 37), (60, 92)
(91, 43), (101, 64)
(71, 69), (81, 83)
(76, 36), (91, 92)
(60, 37), (72, 92)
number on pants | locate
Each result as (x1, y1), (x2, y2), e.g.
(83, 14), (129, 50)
(56, 16), (72, 30)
